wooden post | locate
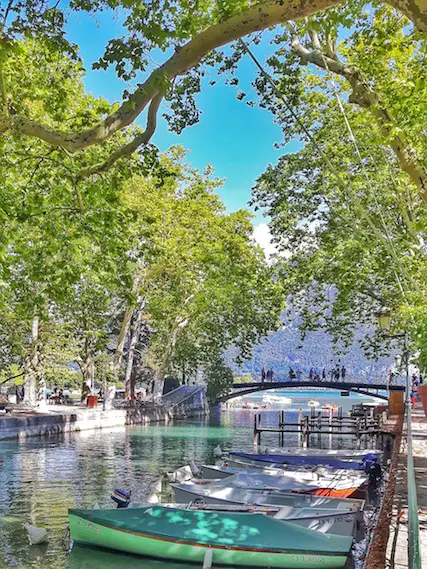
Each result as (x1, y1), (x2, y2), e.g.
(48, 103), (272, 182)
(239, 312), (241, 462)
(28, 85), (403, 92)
(298, 408), (303, 447)
(280, 411), (285, 446)
(253, 413), (258, 448)
(302, 415), (309, 448)
(355, 418), (361, 449)
(317, 412), (321, 446)
(257, 413), (262, 446)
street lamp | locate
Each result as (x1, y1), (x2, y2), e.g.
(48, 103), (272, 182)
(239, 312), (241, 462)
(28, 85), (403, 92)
(374, 308), (392, 331)
(374, 309), (410, 406)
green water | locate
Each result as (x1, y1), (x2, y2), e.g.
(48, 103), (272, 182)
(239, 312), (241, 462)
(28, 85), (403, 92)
(0, 393), (381, 569)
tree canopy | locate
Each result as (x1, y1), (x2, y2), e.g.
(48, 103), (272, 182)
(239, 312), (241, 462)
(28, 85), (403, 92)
(0, 1), (426, 183)
(251, 5), (427, 362)
(0, 40), (283, 403)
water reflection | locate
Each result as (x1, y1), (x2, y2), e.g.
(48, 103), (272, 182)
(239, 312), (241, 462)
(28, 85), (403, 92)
(68, 545), (216, 569)
(0, 396), (379, 569)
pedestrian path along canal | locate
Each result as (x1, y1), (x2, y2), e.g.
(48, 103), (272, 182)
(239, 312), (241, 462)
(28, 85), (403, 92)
(0, 393), (382, 569)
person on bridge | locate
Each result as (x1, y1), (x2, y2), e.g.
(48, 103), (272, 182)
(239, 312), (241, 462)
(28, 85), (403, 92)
(341, 365), (346, 380)
(322, 368), (326, 381)
(289, 368), (296, 380)
(334, 364), (340, 381)
(309, 368), (314, 380)
(261, 367), (266, 382)
(296, 369), (302, 380)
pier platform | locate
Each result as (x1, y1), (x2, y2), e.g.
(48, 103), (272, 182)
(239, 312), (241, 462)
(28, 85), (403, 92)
(386, 401), (427, 568)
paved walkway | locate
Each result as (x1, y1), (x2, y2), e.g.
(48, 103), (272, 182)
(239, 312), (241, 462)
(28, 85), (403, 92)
(386, 402), (427, 568)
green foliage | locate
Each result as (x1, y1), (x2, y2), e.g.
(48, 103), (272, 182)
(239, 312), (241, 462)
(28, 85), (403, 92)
(252, 6), (427, 362)
(0, 40), (282, 400)
(204, 356), (234, 402)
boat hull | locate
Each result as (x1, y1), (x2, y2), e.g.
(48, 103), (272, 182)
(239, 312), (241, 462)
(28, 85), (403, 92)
(261, 448), (381, 460)
(231, 452), (367, 471)
(199, 470), (367, 499)
(172, 483), (364, 513)
(69, 507), (352, 569)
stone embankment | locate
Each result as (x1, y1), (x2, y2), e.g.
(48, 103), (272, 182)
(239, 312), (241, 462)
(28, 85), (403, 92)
(0, 386), (208, 441)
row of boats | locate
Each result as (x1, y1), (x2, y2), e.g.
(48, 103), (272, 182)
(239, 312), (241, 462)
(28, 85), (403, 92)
(69, 447), (383, 568)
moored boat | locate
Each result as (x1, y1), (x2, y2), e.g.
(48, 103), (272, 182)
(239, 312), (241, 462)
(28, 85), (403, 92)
(190, 472), (368, 499)
(231, 451), (375, 471)
(260, 448), (381, 460)
(69, 504), (354, 568)
(201, 463), (366, 483)
(171, 482), (365, 513)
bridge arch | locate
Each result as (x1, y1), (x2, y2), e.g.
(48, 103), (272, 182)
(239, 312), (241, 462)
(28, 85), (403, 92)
(218, 381), (402, 403)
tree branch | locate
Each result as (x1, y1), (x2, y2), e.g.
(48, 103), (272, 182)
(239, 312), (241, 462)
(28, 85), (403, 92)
(290, 36), (427, 205)
(0, 1), (348, 150)
(75, 93), (162, 181)
(0, 0), (425, 154)
(0, 370), (24, 386)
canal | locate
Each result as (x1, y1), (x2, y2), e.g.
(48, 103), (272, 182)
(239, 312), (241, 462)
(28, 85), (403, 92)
(0, 392), (382, 569)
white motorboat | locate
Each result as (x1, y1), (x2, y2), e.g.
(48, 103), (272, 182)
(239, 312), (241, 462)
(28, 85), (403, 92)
(262, 393), (292, 405)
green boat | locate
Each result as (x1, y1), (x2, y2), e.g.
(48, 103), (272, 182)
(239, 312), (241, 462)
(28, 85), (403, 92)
(69, 505), (353, 568)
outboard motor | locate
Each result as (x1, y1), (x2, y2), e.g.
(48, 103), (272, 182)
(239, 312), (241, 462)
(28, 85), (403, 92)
(111, 488), (131, 508)
(363, 456), (383, 486)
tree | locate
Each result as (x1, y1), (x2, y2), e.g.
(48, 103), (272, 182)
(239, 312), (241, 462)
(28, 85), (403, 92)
(274, 6), (427, 202)
(205, 357), (234, 403)
(251, 60), (427, 360)
(112, 149), (284, 398)
(0, 1), (426, 182)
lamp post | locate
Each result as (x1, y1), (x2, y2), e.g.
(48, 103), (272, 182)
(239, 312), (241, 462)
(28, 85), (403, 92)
(374, 309), (409, 406)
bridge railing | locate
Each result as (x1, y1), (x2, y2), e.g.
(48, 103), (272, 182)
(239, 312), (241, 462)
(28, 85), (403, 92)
(233, 373), (404, 386)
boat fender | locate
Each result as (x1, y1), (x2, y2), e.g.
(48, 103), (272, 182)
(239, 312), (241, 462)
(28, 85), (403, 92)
(203, 548), (213, 569)
(214, 445), (223, 458)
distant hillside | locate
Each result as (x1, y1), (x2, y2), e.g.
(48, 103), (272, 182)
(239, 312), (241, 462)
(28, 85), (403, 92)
(225, 318), (394, 380)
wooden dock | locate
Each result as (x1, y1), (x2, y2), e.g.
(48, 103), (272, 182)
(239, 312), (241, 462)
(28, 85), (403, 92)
(253, 405), (387, 448)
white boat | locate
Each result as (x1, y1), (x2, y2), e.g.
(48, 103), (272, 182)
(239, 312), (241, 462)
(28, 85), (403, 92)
(171, 483), (365, 513)
(262, 393), (292, 405)
(190, 472), (368, 499)
(261, 448), (382, 460)
(202, 463), (362, 483)
(179, 502), (357, 536)
(309, 399), (320, 407)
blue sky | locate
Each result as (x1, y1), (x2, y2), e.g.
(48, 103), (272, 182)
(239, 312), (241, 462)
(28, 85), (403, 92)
(66, 9), (293, 227)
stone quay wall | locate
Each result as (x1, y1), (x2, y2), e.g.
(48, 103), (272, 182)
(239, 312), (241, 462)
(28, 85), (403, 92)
(0, 390), (208, 441)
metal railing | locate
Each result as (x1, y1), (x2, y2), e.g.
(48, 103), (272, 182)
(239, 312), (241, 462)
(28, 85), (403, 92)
(406, 404), (421, 569)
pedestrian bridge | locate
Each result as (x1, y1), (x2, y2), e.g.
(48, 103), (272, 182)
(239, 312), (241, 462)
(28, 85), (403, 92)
(218, 380), (405, 403)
